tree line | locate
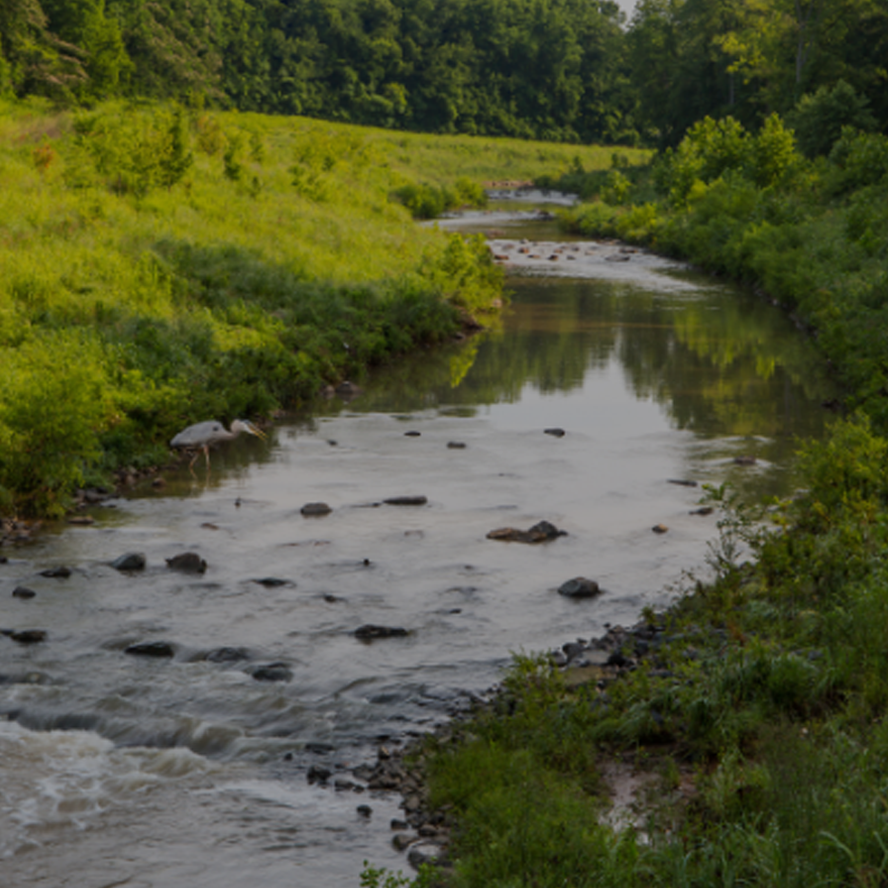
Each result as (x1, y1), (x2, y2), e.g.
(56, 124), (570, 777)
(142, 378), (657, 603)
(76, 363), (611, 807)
(1, 0), (886, 146)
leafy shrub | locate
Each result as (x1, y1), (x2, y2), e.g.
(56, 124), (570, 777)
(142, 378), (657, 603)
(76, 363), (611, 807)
(789, 80), (878, 159)
(828, 128), (888, 193)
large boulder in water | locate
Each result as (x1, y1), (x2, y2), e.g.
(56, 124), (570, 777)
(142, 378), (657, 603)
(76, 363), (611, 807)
(111, 552), (146, 571)
(165, 552), (207, 574)
(557, 577), (601, 599)
(487, 520), (566, 543)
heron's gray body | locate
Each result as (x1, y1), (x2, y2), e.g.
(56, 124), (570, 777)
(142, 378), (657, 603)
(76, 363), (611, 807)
(171, 419), (265, 467)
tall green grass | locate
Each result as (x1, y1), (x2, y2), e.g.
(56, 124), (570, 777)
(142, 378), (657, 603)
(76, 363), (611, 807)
(0, 98), (642, 516)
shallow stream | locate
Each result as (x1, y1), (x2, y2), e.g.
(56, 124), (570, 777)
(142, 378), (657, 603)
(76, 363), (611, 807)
(0, 210), (837, 886)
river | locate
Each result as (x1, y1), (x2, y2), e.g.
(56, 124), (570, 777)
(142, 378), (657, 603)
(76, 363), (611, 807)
(0, 208), (836, 887)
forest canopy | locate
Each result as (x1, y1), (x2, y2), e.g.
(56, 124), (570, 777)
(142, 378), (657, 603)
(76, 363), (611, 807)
(2, 0), (885, 147)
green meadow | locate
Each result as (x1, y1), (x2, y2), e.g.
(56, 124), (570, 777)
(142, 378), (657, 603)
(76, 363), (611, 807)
(0, 99), (641, 517)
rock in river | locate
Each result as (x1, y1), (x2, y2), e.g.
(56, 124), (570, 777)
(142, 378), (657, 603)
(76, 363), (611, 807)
(204, 646), (251, 663)
(557, 577), (601, 599)
(39, 566), (71, 578)
(301, 502), (332, 517)
(12, 586), (36, 599)
(111, 552), (146, 571)
(487, 520), (566, 543)
(355, 625), (409, 640)
(165, 552), (207, 574)
(248, 662), (293, 682)
(125, 641), (175, 658)
(384, 496), (428, 506)
(10, 629), (47, 644)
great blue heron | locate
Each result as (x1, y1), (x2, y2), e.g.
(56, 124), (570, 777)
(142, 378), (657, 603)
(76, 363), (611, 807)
(171, 419), (266, 469)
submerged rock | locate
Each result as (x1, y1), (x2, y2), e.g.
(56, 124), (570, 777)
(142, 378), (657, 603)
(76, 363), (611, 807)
(125, 641), (175, 658)
(487, 520), (566, 543)
(301, 502), (332, 517)
(12, 586), (36, 599)
(204, 646), (251, 663)
(544, 428), (566, 438)
(558, 577), (601, 599)
(10, 629), (47, 644)
(165, 552), (207, 574)
(355, 625), (409, 640)
(111, 552), (146, 572)
(250, 577), (293, 587)
(248, 662), (293, 682)
(39, 566), (71, 578)
(384, 496), (428, 506)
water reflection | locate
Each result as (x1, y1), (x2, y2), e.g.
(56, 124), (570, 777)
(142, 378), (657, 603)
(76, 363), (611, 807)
(345, 267), (835, 498)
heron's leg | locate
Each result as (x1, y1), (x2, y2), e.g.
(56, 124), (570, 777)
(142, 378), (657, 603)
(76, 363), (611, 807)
(203, 445), (211, 471)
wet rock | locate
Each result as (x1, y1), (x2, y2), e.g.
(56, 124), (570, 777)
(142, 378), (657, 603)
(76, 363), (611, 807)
(306, 742), (335, 754)
(355, 625), (409, 640)
(357, 805), (373, 817)
(404, 431), (421, 437)
(690, 507), (714, 516)
(125, 641), (175, 658)
(544, 428), (566, 437)
(335, 779), (358, 791)
(39, 566), (71, 578)
(111, 552), (146, 572)
(384, 496), (428, 506)
(249, 662), (293, 682)
(307, 765), (332, 784)
(205, 646), (251, 663)
(392, 834), (414, 852)
(12, 586), (36, 599)
(301, 502), (332, 517)
(67, 515), (94, 526)
(668, 479), (698, 487)
(408, 844), (445, 870)
(151, 477), (166, 489)
(558, 577), (601, 599)
(734, 455), (757, 466)
(652, 524), (669, 534)
(165, 552), (207, 574)
(10, 629), (47, 644)
(446, 441), (466, 449)
(605, 253), (631, 262)
(250, 577), (292, 587)
(391, 818), (409, 831)
(487, 520), (566, 543)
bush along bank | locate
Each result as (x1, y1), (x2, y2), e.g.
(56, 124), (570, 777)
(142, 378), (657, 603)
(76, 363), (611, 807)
(363, 111), (888, 885)
(0, 101), (514, 519)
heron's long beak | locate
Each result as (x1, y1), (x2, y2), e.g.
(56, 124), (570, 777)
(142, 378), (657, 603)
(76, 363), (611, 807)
(246, 421), (267, 440)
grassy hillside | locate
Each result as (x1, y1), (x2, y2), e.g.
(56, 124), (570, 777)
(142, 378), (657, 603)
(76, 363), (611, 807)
(0, 98), (644, 517)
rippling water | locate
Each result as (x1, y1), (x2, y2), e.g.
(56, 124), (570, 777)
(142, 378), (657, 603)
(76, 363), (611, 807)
(0, 213), (836, 886)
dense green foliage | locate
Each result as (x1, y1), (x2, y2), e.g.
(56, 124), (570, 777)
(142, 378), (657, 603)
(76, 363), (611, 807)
(3, 0), (887, 147)
(561, 112), (888, 432)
